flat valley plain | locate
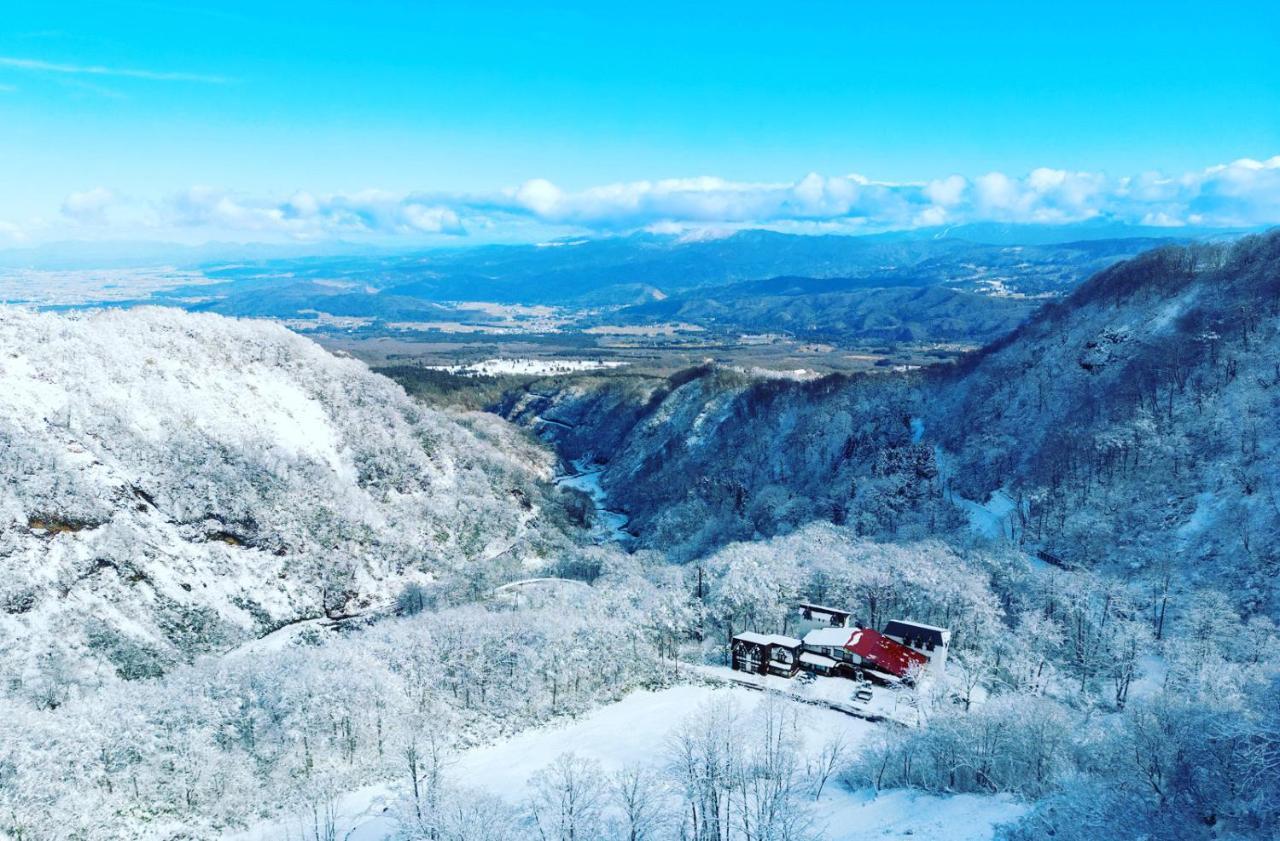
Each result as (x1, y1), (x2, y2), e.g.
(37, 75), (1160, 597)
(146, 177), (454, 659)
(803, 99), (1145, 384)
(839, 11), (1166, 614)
(308, 315), (972, 377)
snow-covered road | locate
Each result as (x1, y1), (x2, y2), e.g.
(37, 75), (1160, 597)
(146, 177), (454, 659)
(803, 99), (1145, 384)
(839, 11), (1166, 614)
(911, 416), (1023, 542)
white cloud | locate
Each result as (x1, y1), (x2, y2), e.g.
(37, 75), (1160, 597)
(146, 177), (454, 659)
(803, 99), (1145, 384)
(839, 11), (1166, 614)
(0, 220), (27, 244)
(402, 204), (463, 234)
(1183, 155), (1280, 227)
(162, 187), (466, 239)
(0, 56), (229, 84)
(41, 155), (1280, 243)
(913, 205), (950, 227)
(924, 175), (967, 207)
(514, 178), (564, 217)
(61, 187), (117, 223)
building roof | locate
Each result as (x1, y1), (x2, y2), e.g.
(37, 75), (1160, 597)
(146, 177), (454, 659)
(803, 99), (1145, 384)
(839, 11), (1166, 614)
(846, 628), (929, 678)
(734, 632), (801, 648)
(803, 627), (928, 677)
(798, 602), (852, 616)
(802, 627), (856, 648)
(799, 651), (838, 668)
(883, 620), (951, 647)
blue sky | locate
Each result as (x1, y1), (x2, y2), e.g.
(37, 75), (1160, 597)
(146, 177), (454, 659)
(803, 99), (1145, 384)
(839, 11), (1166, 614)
(1, 1), (1278, 244)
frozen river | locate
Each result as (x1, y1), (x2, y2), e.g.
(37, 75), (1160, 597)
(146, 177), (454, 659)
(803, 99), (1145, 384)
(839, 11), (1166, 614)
(554, 457), (631, 544)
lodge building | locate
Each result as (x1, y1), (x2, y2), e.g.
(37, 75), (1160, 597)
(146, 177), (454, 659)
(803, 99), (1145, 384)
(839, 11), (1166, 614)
(731, 613), (949, 687)
(883, 619), (951, 670)
(730, 632), (803, 678)
(796, 603), (854, 628)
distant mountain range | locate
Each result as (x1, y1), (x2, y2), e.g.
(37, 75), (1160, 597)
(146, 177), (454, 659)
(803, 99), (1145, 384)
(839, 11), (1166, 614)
(5, 223), (1261, 346)
(183, 228), (1190, 307)
(0, 220), (1255, 271)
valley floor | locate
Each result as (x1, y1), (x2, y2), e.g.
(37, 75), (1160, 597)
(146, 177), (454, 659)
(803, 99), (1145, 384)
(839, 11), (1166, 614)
(554, 457), (632, 544)
(228, 684), (1026, 841)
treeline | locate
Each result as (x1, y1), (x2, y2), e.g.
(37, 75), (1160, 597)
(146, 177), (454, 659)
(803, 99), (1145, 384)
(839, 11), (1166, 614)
(4, 523), (1277, 839)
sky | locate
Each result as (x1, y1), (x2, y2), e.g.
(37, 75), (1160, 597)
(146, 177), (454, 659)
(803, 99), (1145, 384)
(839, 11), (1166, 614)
(1, 0), (1278, 246)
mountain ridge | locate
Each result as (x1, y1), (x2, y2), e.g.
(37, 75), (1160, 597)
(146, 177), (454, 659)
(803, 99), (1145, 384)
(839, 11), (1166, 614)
(0, 306), (584, 694)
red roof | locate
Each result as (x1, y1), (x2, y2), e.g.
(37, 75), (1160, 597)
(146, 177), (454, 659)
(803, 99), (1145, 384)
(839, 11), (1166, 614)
(843, 628), (928, 678)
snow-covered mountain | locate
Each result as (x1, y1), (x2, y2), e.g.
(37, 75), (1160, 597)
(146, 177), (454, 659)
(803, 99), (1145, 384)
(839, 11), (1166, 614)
(927, 232), (1280, 606)
(497, 231), (1280, 611)
(4, 239), (1278, 841)
(0, 307), (575, 689)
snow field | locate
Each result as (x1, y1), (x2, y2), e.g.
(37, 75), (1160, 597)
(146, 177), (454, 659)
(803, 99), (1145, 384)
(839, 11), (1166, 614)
(230, 685), (1026, 841)
(426, 358), (628, 377)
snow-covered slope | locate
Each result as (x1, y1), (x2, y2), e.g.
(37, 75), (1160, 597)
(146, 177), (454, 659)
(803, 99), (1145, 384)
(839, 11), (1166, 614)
(927, 231), (1280, 607)
(231, 684), (1027, 841)
(0, 306), (571, 688)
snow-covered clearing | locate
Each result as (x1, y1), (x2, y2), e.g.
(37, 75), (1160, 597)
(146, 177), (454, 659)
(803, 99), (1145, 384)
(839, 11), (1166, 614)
(1177, 490), (1223, 546)
(730, 365), (823, 381)
(914, 418), (1021, 542)
(1129, 653), (1169, 702)
(823, 788), (1027, 841)
(690, 664), (919, 726)
(955, 488), (1020, 541)
(909, 416), (925, 444)
(425, 357), (628, 376)
(229, 685), (1025, 841)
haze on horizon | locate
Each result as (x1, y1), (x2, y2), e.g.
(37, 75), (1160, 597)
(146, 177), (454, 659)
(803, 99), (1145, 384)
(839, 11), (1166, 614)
(2, 0), (1278, 248)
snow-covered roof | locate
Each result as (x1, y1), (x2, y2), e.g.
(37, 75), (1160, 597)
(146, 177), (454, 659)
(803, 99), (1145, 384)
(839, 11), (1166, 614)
(846, 628), (928, 678)
(798, 602), (851, 615)
(799, 652), (838, 668)
(883, 619), (951, 647)
(803, 627), (856, 648)
(887, 619), (947, 633)
(734, 632), (800, 648)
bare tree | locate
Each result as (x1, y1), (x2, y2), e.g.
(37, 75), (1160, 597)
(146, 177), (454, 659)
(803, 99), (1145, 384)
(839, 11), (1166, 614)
(666, 697), (744, 841)
(806, 732), (848, 801)
(735, 698), (816, 841)
(402, 716), (450, 838)
(433, 789), (524, 841)
(528, 752), (606, 841)
(608, 763), (669, 841)
(950, 650), (988, 711)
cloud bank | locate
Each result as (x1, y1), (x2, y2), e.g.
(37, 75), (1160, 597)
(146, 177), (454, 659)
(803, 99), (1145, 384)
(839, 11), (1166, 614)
(11, 155), (1280, 245)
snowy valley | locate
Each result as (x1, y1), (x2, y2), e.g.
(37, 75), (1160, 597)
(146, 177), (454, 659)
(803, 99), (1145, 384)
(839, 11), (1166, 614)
(7, 5), (1280, 838)
(2, 234), (1279, 841)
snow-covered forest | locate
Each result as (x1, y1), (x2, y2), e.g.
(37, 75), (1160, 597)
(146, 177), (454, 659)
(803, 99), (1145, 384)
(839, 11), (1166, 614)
(3, 234), (1280, 841)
